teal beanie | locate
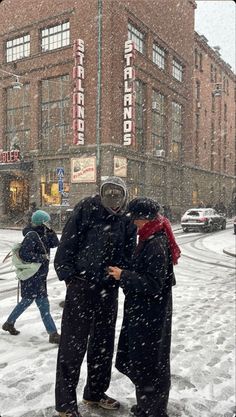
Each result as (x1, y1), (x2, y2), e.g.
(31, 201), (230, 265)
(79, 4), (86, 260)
(31, 210), (51, 225)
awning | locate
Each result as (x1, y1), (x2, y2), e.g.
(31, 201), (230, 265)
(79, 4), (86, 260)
(0, 161), (33, 173)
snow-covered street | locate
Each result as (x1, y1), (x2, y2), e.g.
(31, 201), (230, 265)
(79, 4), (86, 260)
(0, 226), (235, 417)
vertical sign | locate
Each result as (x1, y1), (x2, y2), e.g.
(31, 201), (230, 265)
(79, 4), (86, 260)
(123, 40), (135, 146)
(56, 167), (64, 193)
(73, 39), (85, 145)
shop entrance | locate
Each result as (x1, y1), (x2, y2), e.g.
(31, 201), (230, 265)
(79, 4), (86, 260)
(9, 178), (29, 218)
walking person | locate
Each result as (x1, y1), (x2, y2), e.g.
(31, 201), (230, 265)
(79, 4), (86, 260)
(108, 197), (181, 417)
(2, 210), (60, 344)
(54, 177), (136, 417)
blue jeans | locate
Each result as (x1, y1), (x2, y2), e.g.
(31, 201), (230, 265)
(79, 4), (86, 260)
(7, 297), (57, 334)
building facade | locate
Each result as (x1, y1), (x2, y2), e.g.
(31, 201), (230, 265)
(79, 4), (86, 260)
(0, 0), (235, 225)
(191, 33), (236, 211)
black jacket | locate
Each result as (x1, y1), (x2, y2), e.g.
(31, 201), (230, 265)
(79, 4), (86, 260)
(54, 195), (136, 289)
(19, 224), (59, 298)
(115, 230), (175, 391)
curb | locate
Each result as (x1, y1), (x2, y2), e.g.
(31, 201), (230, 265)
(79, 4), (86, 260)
(223, 248), (236, 258)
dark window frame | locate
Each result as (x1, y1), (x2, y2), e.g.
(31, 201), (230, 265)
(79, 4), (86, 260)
(6, 33), (30, 63)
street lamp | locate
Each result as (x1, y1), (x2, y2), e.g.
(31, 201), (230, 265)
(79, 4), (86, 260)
(0, 68), (23, 89)
(12, 76), (23, 90)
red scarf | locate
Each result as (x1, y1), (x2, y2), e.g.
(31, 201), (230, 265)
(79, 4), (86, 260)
(138, 215), (181, 265)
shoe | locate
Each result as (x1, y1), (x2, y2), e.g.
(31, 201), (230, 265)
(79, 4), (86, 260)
(2, 322), (20, 335)
(49, 332), (60, 344)
(58, 412), (82, 417)
(83, 394), (120, 410)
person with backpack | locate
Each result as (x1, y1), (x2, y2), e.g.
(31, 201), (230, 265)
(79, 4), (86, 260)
(54, 176), (136, 417)
(2, 210), (60, 344)
(108, 197), (181, 417)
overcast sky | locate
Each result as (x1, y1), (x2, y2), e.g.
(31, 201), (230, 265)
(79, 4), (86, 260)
(195, 0), (236, 72)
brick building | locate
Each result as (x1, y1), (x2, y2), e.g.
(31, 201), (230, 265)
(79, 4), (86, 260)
(0, 0), (235, 225)
(191, 32), (236, 211)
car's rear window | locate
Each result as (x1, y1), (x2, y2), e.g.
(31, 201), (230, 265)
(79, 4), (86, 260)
(187, 211), (201, 216)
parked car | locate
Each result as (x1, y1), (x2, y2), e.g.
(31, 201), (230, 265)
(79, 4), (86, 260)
(234, 217), (236, 234)
(181, 208), (226, 233)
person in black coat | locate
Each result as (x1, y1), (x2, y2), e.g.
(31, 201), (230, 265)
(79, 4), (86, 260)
(54, 177), (136, 417)
(108, 197), (181, 417)
(2, 210), (60, 344)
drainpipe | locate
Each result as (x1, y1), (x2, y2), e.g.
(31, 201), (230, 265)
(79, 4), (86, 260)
(96, 0), (102, 191)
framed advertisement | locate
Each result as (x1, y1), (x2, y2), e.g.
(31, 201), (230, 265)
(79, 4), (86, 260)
(71, 157), (96, 183)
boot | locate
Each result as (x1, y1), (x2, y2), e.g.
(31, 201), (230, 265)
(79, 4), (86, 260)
(58, 411), (82, 417)
(49, 332), (60, 344)
(83, 394), (120, 410)
(2, 322), (20, 335)
(130, 405), (147, 416)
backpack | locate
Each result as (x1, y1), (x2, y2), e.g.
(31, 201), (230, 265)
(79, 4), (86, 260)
(2, 231), (48, 281)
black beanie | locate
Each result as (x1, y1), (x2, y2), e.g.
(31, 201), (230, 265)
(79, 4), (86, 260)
(128, 197), (160, 220)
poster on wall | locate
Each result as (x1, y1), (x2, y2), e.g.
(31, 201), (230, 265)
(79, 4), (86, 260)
(71, 157), (96, 183)
(114, 156), (127, 177)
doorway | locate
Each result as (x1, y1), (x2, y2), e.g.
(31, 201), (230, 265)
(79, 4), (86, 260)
(9, 178), (29, 218)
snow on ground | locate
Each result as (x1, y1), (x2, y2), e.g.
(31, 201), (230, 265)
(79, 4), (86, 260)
(0, 227), (235, 417)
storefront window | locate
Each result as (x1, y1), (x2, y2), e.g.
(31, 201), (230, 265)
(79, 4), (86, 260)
(41, 181), (69, 206)
(40, 165), (70, 206)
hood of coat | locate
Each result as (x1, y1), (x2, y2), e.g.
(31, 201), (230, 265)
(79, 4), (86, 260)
(100, 176), (128, 216)
(22, 224), (46, 237)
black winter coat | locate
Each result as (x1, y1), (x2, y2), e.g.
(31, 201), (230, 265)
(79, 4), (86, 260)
(19, 225), (59, 299)
(115, 230), (175, 392)
(54, 195), (136, 290)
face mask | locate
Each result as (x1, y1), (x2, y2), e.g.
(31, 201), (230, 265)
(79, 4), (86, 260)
(101, 185), (125, 214)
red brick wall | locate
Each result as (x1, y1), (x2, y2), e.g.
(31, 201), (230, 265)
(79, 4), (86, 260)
(194, 33), (235, 177)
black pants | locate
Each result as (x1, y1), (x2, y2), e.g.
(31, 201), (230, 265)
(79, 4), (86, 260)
(55, 280), (118, 412)
(136, 386), (169, 417)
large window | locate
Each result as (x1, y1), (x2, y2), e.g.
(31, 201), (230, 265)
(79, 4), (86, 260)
(172, 58), (183, 82)
(171, 102), (182, 159)
(40, 165), (70, 207)
(135, 80), (145, 149)
(41, 21), (70, 52)
(210, 122), (215, 171)
(6, 84), (30, 154)
(153, 43), (165, 69)
(6, 34), (30, 62)
(152, 90), (165, 154)
(195, 80), (200, 100)
(128, 23), (144, 53)
(41, 75), (70, 151)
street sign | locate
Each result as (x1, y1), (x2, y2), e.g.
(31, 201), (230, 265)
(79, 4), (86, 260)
(56, 167), (64, 178)
(58, 178), (64, 193)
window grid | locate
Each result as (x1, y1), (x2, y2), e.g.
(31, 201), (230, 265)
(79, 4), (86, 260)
(41, 75), (70, 150)
(210, 122), (215, 171)
(172, 59), (183, 82)
(128, 23), (144, 53)
(152, 90), (165, 153)
(41, 21), (70, 52)
(196, 80), (200, 100)
(171, 102), (182, 144)
(6, 84), (30, 151)
(153, 43), (165, 69)
(6, 34), (30, 62)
